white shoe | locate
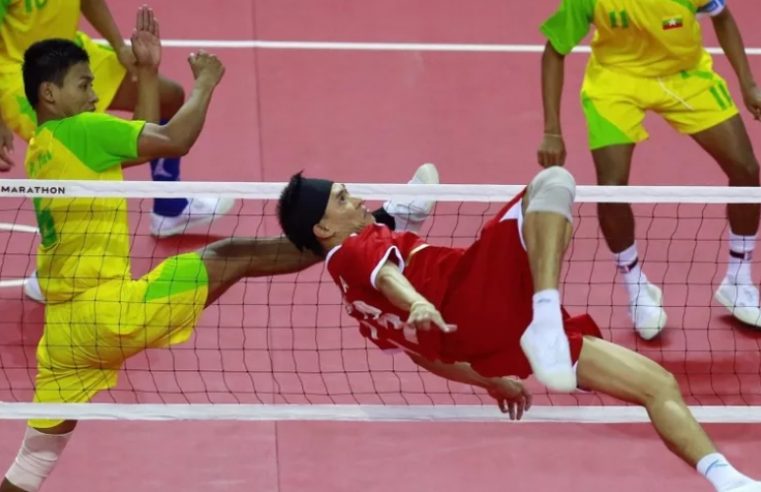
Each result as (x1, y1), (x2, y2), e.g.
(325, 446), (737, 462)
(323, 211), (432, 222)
(383, 163), (439, 233)
(23, 271), (45, 304)
(727, 482), (761, 492)
(519, 321), (577, 392)
(151, 197), (236, 237)
(715, 277), (761, 328)
(629, 282), (667, 340)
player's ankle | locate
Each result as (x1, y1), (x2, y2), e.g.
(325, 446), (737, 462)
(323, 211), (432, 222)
(531, 289), (562, 326)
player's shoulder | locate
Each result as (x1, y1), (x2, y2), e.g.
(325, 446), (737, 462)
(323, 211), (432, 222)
(330, 225), (394, 261)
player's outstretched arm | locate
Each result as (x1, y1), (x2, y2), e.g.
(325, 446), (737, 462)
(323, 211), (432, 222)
(537, 41), (567, 167)
(407, 353), (532, 420)
(375, 260), (455, 333)
(711, 7), (761, 120)
(135, 51), (225, 160)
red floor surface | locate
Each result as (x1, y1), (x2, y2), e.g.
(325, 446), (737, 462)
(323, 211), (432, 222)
(1, 0), (761, 490)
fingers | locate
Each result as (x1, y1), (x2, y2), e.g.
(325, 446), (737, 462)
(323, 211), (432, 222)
(135, 4), (159, 35)
(524, 386), (533, 411)
(407, 302), (455, 333)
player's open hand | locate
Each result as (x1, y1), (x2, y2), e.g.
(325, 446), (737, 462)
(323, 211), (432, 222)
(407, 300), (456, 333)
(188, 51), (225, 88)
(742, 84), (761, 121)
(0, 120), (15, 171)
(537, 133), (566, 167)
(130, 5), (161, 73)
(487, 377), (532, 421)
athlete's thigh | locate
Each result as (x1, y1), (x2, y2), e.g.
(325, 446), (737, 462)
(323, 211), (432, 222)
(690, 115), (757, 177)
(576, 336), (673, 403)
(657, 57), (739, 138)
(131, 252), (209, 349)
(581, 60), (649, 150)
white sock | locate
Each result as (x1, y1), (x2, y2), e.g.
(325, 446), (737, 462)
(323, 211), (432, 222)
(531, 289), (562, 327)
(697, 453), (753, 491)
(614, 244), (649, 300)
(727, 232), (755, 285)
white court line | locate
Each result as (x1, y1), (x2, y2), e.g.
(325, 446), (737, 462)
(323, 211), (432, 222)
(103, 38), (761, 55)
(1, 403), (760, 423)
(0, 222), (36, 289)
(0, 223), (37, 234)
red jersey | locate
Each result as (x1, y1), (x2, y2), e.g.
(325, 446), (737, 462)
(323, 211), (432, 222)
(325, 195), (600, 379)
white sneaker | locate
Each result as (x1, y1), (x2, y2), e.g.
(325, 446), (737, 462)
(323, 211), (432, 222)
(519, 321), (577, 392)
(727, 482), (761, 492)
(151, 197), (236, 237)
(715, 277), (761, 328)
(23, 271), (45, 304)
(383, 163), (439, 233)
(629, 282), (667, 340)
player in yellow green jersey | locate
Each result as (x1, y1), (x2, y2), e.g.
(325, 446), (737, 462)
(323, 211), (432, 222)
(0, 0), (232, 240)
(0, 8), (317, 492)
(538, 0), (761, 340)
(0, 8), (437, 489)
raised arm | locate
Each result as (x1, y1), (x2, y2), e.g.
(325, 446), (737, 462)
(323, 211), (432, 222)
(135, 51), (224, 160)
(711, 7), (761, 120)
(130, 6), (160, 124)
(538, 41), (568, 166)
(374, 260), (454, 333)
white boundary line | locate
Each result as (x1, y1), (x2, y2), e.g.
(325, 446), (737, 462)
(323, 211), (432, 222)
(0, 223), (37, 234)
(0, 403), (760, 423)
(4, 179), (761, 203)
(105, 38), (761, 55)
(0, 222), (37, 288)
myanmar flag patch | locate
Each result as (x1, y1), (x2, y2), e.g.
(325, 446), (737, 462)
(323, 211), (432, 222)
(662, 16), (684, 30)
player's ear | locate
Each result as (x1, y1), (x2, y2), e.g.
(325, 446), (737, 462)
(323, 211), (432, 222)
(313, 221), (334, 240)
(39, 81), (56, 105)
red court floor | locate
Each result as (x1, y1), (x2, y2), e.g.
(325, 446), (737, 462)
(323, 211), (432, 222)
(0, 1), (761, 490)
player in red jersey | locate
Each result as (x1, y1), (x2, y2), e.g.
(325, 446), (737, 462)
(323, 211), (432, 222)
(277, 166), (761, 492)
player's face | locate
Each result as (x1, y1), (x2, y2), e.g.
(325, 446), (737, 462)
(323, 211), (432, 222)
(318, 183), (374, 239)
(50, 62), (99, 116)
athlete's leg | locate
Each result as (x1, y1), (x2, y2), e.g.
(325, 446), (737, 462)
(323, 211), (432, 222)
(593, 144), (666, 339)
(691, 115), (761, 328)
(199, 236), (320, 307)
(519, 166), (577, 392)
(1, 421), (77, 492)
(577, 336), (759, 491)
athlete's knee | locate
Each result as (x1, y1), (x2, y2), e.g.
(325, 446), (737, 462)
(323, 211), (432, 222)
(4, 425), (75, 492)
(525, 166), (576, 223)
(725, 154), (760, 185)
(639, 365), (680, 406)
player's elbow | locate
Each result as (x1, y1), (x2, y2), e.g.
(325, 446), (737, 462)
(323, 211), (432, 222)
(542, 41), (565, 61)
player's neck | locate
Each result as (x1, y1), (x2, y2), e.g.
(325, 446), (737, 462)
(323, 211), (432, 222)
(35, 107), (64, 126)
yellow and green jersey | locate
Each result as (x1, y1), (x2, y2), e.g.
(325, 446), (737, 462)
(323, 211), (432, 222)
(0, 0), (80, 70)
(541, 0), (727, 77)
(25, 112), (145, 303)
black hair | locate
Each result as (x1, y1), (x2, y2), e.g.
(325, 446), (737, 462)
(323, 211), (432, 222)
(23, 38), (90, 108)
(277, 172), (334, 257)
